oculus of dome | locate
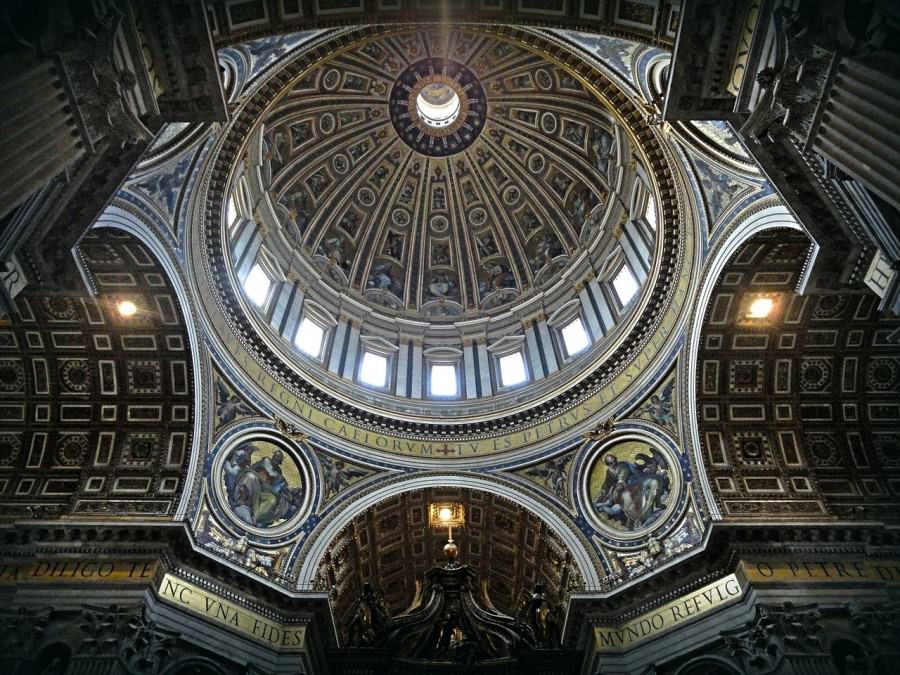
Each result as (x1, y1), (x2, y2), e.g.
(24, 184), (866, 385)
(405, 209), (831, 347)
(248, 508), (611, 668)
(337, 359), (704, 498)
(390, 58), (485, 156)
(416, 84), (461, 128)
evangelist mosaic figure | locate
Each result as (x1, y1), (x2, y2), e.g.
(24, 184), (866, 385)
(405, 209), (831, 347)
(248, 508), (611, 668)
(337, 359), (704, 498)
(223, 442), (304, 528)
(593, 444), (670, 531)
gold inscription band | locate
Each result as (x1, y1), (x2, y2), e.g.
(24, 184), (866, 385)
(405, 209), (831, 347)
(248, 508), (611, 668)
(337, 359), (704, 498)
(156, 573), (306, 652)
(200, 229), (692, 459)
(594, 573), (743, 652)
(0, 560), (158, 583)
(741, 559), (900, 583)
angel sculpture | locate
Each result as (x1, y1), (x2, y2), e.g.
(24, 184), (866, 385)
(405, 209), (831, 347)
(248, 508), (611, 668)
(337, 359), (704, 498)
(594, 446), (670, 530)
(517, 584), (562, 649)
(322, 456), (368, 499)
(738, 7), (821, 143)
(215, 379), (254, 425)
(525, 455), (569, 498)
(643, 380), (676, 426)
(346, 583), (390, 646)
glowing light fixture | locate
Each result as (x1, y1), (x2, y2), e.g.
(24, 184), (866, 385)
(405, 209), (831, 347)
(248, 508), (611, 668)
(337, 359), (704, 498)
(416, 83), (461, 128)
(429, 503), (465, 528)
(118, 300), (137, 317)
(430, 502), (465, 566)
(428, 502), (466, 529)
(747, 297), (774, 319)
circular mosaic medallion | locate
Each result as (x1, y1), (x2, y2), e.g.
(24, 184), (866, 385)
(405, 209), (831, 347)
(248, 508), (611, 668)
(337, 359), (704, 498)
(332, 153), (350, 175)
(581, 436), (680, 540)
(319, 112), (336, 135)
(528, 153), (546, 174)
(430, 214), (449, 233)
(503, 185), (521, 205)
(540, 112), (558, 134)
(389, 58), (486, 157)
(322, 68), (340, 90)
(214, 435), (312, 536)
(535, 68), (553, 90)
(357, 187), (376, 206)
(468, 207), (487, 226)
(392, 208), (411, 226)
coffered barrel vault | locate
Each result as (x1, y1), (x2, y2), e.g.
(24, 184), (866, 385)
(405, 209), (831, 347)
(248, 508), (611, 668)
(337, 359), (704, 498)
(697, 228), (900, 520)
(0, 229), (194, 518)
(315, 487), (582, 640)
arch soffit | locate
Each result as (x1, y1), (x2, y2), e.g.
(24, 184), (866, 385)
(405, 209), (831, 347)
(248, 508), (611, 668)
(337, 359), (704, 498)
(680, 200), (803, 519)
(294, 472), (603, 589)
(92, 204), (209, 521)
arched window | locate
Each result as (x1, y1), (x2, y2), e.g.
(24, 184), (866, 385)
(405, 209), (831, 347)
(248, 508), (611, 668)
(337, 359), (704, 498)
(612, 263), (639, 306)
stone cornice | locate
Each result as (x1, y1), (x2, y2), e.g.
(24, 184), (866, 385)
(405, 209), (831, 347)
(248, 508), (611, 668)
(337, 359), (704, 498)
(6, 520), (896, 614)
(0, 521), (330, 621)
(562, 521), (900, 648)
(207, 12), (674, 52)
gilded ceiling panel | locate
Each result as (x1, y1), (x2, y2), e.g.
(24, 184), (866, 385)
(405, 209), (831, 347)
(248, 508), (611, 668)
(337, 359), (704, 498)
(255, 29), (621, 319)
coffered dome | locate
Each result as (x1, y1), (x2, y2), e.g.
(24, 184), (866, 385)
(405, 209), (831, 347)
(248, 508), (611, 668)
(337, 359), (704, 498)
(208, 25), (678, 429)
(241, 30), (637, 321)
